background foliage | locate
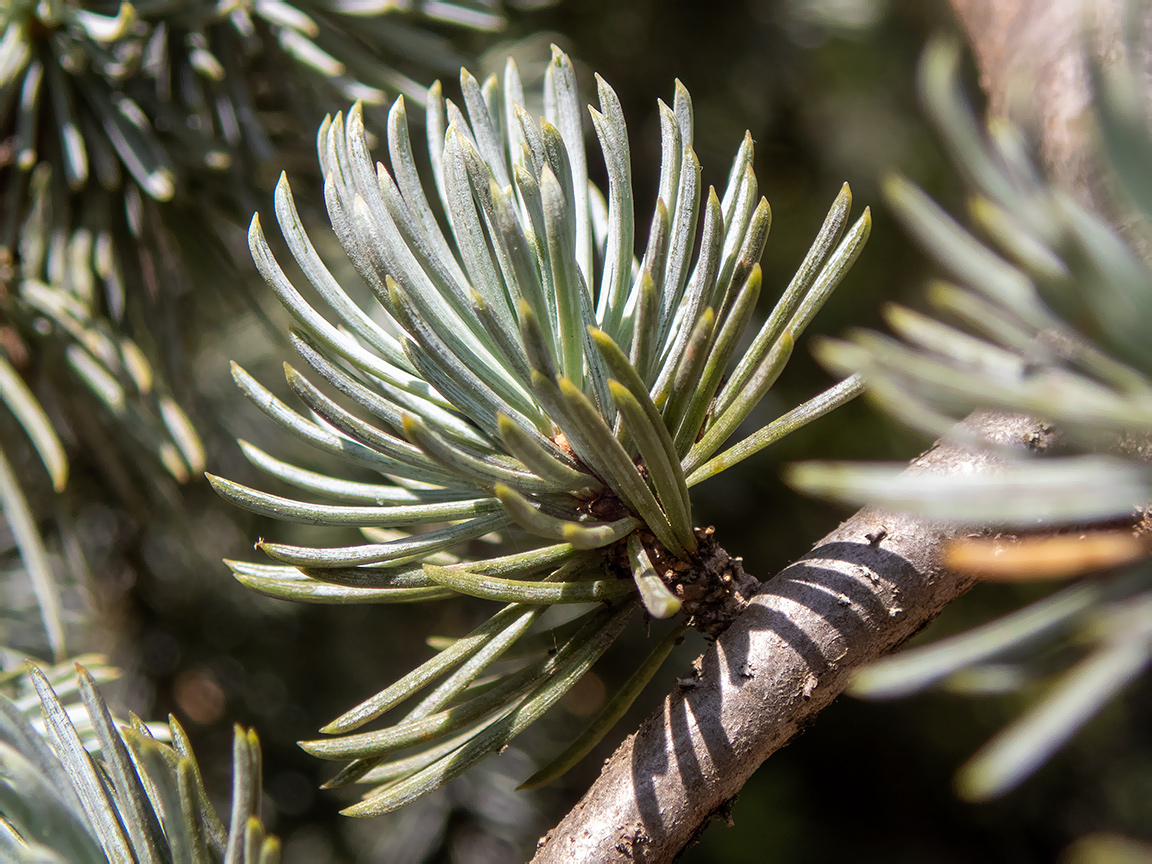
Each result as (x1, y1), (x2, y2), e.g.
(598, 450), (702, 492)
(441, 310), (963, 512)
(3, 1), (1149, 862)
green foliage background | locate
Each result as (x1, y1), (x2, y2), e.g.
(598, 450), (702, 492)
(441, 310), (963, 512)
(8, 1), (1149, 861)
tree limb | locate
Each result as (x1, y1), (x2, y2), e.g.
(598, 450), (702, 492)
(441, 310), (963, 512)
(948, 0), (1152, 250)
(532, 412), (1057, 862)
(949, 0), (1098, 198)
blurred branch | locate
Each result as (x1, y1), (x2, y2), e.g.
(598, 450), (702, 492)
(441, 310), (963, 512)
(947, 0), (1151, 232)
(533, 413), (1056, 862)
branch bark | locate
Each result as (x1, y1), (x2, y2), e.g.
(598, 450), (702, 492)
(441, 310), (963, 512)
(532, 413), (1056, 863)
